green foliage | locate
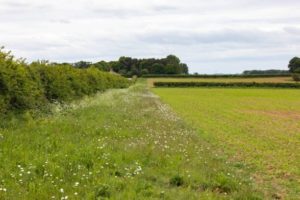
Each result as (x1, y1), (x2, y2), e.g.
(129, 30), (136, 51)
(143, 74), (291, 78)
(64, 55), (189, 77)
(110, 55), (188, 77)
(242, 69), (290, 75)
(288, 57), (300, 73)
(0, 49), (131, 114)
(154, 81), (300, 88)
(292, 73), (300, 82)
(73, 61), (92, 69)
(169, 175), (184, 187)
(291, 68), (300, 81)
(92, 61), (111, 72)
(0, 49), (46, 112)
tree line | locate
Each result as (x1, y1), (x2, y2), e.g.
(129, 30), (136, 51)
(64, 55), (189, 76)
(242, 69), (290, 75)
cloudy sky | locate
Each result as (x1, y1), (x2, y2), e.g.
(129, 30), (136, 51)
(1, 0), (300, 73)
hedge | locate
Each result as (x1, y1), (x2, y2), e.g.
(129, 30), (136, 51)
(143, 74), (291, 78)
(0, 50), (131, 114)
(153, 82), (300, 88)
(292, 73), (300, 82)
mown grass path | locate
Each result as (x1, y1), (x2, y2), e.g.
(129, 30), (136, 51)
(0, 81), (261, 199)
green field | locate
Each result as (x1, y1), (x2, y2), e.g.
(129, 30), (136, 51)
(0, 82), (263, 199)
(1, 79), (299, 199)
(148, 77), (296, 87)
(153, 87), (300, 199)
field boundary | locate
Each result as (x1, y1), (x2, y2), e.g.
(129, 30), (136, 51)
(154, 81), (300, 88)
(143, 74), (291, 78)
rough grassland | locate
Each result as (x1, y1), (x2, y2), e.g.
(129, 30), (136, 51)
(0, 82), (261, 199)
(148, 77), (296, 87)
(153, 88), (300, 199)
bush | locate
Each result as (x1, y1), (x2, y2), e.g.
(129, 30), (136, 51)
(292, 73), (300, 82)
(0, 49), (131, 114)
(0, 51), (46, 113)
(154, 82), (300, 88)
(143, 74), (291, 78)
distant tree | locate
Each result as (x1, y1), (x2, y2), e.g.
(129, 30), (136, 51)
(92, 61), (110, 72)
(288, 57), (300, 73)
(118, 69), (127, 76)
(180, 63), (189, 74)
(166, 55), (180, 65)
(151, 63), (164, 74)
(51, 55), (189, 77)
(74, 61), (92, 69)
(141, 69), (149, 75)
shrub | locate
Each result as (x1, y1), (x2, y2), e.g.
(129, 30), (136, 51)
(292, 73), (300, 82)
(143, 74), (291, 78)
(0, 51), (46, 112)
(292, 68), (300, 82)
(154, 82), (300, 88)
(0, 49), (131, 114)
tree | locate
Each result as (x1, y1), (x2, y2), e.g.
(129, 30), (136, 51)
(180, 63), (189, 74)
(141, 69), (149, 75)
(288, 57), (300, 73)
(92, 61), (110, 72)
(151, 63), (164, 74)
(74, 61), (92, 69)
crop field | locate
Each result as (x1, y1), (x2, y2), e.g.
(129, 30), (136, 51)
(153, 87), (300, 199)
(147, 77), (296, 87)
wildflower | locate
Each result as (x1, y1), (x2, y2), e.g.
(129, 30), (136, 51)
(60, 188), (64, 193)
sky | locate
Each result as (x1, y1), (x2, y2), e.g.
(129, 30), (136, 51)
(1, 0), (300, 74)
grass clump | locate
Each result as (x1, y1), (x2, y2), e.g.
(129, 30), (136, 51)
(170, 175), (185, 187)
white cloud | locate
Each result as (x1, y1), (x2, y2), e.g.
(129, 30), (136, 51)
(0, 0), (300, 73)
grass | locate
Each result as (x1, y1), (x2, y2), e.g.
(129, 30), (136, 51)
(0, 81), (262, 199)
(153, 87), (300, 199)
(147, 77), (297, 87)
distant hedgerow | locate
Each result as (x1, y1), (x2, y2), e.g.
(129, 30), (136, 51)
(154, 82), (300, 88)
